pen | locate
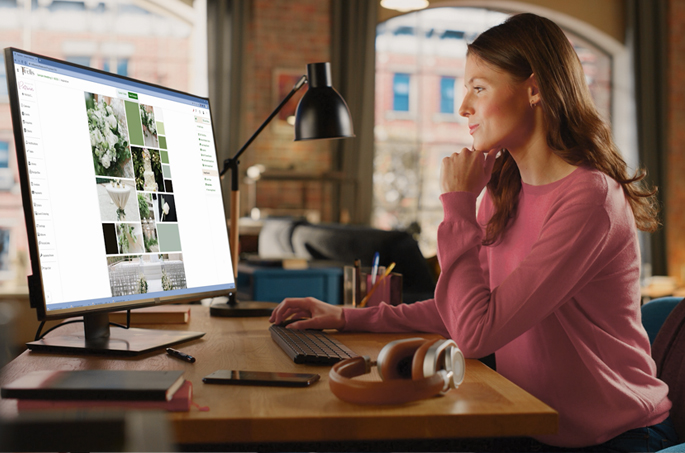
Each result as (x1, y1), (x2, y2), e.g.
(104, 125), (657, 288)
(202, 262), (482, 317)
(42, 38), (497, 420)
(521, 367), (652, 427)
(166, 347), (196, 363)
(360, 262), (396, 308)
(371, 252), (380, 286)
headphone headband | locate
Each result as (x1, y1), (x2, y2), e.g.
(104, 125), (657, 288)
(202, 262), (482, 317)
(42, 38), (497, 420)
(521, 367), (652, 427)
(329, 338), (465, 405)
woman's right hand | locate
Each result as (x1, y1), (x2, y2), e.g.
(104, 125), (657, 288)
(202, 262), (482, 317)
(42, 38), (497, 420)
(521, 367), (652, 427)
(269, 297), (345, 331)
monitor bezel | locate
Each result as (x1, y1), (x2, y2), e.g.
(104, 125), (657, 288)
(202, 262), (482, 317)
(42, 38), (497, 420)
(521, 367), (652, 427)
(4, 47), (235, 322)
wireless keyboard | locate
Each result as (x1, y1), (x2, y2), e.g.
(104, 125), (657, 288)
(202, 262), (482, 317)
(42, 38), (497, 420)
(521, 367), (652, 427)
(269, 325), (359, 365)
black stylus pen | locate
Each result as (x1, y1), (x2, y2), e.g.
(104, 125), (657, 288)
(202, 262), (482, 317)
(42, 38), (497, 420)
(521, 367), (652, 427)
(166, 347), (196, 363)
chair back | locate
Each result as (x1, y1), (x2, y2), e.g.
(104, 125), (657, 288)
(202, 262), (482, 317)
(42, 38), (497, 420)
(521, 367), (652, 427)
(642, 297), (682, 345)
(652, 297), (685, 442)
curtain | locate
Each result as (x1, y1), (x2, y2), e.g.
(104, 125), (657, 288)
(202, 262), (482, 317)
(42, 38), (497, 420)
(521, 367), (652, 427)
(628, 0), (668, 275)
(207, 0), (249, 217)
(330, 0), (378, 224)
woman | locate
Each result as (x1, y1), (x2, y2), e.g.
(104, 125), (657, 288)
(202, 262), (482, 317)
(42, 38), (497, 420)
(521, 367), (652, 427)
(270, 13), (675, 451)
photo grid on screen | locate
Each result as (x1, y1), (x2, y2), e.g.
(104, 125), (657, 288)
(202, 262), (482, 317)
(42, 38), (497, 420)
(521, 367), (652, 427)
(87, 92), (187, 297)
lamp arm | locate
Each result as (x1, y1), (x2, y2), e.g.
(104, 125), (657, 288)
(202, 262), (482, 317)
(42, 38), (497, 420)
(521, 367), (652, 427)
(219, 74), (307, 279)
(220, 74), (307, 187)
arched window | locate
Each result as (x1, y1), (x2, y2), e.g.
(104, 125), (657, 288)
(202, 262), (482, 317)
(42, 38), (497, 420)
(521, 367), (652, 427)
(373, 6), (625, 257)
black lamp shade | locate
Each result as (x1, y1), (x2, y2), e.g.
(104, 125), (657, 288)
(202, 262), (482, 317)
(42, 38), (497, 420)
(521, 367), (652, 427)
(294, 62), (355, 141)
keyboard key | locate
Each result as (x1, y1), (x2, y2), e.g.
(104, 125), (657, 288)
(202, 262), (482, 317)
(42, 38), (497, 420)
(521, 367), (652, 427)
(269, 325), (358, 365)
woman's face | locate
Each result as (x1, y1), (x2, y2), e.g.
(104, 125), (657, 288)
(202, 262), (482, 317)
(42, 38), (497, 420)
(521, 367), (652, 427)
(459, 55), (536, 152)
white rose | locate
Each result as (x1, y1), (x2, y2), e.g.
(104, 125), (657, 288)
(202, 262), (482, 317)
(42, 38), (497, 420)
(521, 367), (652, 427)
(163, 202), (170, 215)
(93, 129), (105, 148)
(106, 114), (117, 130)
(101, 152), (112, 169)
(112, 101), (125, 118)
(105, 128), (117, 148)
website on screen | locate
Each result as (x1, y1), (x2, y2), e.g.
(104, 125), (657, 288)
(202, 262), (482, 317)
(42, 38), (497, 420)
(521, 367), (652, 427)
(12, 52), (234, 311)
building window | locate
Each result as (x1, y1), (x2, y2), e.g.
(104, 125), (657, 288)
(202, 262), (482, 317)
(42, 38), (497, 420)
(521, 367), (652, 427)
(0, 141), (13, 191)
(65, 56), (91, 68)
(0, 141), (8, 169)
(393, 73), (410, 112)
(0, 228), (9, 273)
(441, 30), (464, 40)
(394, 26), (415, 36)
(103, 58), (129, 77)
(440, 76), (456, 114)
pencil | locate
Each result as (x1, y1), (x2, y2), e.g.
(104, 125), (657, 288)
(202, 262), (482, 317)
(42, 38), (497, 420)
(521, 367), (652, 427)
(354, 259), (362, 308)
(360, 262), (395, 308)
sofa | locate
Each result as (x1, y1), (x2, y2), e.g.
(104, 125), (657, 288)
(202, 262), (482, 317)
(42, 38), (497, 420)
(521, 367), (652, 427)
(257, 218), (437, 303)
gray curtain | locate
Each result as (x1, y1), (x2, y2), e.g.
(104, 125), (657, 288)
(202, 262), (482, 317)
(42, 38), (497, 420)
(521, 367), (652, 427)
(330, 0), (378, 224)
(628, 0), (668, 275)
(207, 0), (249, 216)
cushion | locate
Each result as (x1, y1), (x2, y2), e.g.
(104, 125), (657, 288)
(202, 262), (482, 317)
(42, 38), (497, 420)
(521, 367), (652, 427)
(257, 218), (305, 258)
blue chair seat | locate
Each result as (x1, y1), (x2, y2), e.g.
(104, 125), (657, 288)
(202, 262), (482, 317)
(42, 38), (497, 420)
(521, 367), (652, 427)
(641, 297), (682, 345)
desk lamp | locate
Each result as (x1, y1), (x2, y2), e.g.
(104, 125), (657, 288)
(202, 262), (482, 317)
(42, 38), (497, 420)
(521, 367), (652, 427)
(210, 62), (355, 317)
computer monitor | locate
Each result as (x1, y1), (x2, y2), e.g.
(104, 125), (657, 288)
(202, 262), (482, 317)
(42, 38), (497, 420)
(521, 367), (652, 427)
(4, 48), (235, 355)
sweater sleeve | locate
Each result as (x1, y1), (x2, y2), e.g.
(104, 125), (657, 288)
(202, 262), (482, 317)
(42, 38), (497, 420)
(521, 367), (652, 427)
(436, 190), (611, 358)
(340, 193), (489, 338)
(342, 299), (450, 337)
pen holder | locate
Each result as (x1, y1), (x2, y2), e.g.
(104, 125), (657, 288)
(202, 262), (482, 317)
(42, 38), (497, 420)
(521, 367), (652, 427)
(363, 272), (402, 307)
(343, 266), (403, 307)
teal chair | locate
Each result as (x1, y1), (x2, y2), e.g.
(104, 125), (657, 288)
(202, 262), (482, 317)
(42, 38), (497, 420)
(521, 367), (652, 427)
(642, 297), (682, 345)
(642, 297), (685, 452)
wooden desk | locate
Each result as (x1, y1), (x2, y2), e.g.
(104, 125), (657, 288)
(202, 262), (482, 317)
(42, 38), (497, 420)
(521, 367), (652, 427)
(0, 306), (557, 448)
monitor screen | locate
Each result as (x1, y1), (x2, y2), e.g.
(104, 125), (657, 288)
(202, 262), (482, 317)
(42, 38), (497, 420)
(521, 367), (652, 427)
(4, 48), (235, 354)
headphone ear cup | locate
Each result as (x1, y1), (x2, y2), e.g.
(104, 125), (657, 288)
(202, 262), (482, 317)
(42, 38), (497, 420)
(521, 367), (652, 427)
(377, 338), (428, 380)
(411, 339), (440, 379)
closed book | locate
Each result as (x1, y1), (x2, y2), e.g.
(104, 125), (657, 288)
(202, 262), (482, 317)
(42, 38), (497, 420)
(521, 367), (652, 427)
(16, 380), (192, 412)
(1, 370), (185, 401)
(109, 305), (191, 324)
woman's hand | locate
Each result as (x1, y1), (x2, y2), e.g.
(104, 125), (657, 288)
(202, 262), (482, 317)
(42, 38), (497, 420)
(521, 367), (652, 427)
(269, 297), (346, 330)
(440, 148), (498, 195)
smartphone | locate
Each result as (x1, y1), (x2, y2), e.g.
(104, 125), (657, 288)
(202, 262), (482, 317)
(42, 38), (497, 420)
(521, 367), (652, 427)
(202, 370), (320, 387)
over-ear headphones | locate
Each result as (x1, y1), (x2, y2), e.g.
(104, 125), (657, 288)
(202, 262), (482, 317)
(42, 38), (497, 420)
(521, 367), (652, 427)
(329, 338), (465, 405)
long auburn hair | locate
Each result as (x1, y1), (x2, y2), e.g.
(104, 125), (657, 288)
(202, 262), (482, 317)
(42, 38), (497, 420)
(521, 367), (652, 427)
(467, 13), (659, 245)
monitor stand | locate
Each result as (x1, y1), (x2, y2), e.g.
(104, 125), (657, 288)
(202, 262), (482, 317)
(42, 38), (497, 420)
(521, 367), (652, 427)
(26, 312), (205, 356)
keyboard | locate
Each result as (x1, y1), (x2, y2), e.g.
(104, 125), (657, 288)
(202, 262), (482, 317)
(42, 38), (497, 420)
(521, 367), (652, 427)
(269, 325), (359, 365)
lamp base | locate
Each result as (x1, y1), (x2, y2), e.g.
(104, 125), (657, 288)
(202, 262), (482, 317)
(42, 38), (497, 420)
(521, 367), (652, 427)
(209, 293), (278, 317)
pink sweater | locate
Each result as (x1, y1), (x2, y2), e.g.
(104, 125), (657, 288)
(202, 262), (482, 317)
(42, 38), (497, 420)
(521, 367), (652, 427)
(344, 166), (671, 447)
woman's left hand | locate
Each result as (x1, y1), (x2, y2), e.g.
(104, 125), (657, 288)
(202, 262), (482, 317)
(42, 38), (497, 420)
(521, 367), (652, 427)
(440, 148), (498, 195)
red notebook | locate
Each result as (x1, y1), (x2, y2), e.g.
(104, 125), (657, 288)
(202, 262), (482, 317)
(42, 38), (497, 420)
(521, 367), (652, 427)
(1, 369), (185, 401)
(16, 380), (192, 412)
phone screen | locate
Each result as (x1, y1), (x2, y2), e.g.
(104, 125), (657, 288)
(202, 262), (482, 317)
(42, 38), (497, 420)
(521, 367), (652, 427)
(202, 370), (320, 387)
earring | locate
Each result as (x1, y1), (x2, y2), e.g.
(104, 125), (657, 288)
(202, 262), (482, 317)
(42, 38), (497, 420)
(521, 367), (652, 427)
(530, 101), (537, 108)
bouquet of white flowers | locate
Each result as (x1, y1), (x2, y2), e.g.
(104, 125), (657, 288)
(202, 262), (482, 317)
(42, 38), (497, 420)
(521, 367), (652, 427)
(87, 95), (130, 177)
(138, 274), (148, 294)
(161, 269), (173, 291)
(140, 105), (157, 138)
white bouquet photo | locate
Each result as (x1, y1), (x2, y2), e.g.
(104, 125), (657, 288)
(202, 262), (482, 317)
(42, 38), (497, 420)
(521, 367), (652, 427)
(86, 93), (133, 178)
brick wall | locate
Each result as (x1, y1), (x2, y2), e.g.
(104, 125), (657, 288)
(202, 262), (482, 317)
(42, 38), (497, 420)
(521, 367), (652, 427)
(667, 0), (685, 281)
(241, 0), (335, 221)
